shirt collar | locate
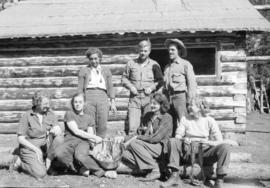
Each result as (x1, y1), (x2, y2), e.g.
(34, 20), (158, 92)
(136, 57), (150, 64)
(88, 65), (102, 71)
(30, 108), (50, 116)
(171, 57), (182, 64)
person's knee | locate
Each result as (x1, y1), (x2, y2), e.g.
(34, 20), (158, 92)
(75, 152), (87, 163)
(129, 139), (140, 148)
(31, 165), (47, 179)
(169, 138), (179, 145)
(218, 144), (231, 154)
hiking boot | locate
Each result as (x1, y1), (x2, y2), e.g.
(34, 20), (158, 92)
(79, 167), (90, 177)
(204, 178), (214, 187)
(9, 155), (21, 172)
(214, 179), (224, 188)
(142, 170), (160, 181)
(160, 171), (182, 188)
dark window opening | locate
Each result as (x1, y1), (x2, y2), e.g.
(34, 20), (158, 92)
(150, 48), (216, 75)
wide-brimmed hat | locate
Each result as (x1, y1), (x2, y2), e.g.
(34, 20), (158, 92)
(164, 38), (187, 58)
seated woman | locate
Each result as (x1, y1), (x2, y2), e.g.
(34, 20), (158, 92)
(16, 91), (62, 179)
(161, 98), (231, 188)
(119, 93), (173, 181)
(53, 93), (106, 177)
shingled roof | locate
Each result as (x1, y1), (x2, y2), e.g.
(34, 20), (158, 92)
(0, 0), (269, 39)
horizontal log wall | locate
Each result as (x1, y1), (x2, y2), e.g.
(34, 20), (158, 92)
(0, 33), (247, 138)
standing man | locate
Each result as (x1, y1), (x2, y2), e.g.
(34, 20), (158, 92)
(78, 47), (117, 138)
(122, 40), (163, 136)
(163, 39), (197, 135)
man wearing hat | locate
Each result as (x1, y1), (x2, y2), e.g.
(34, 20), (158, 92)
(163, 38), (197, 135)
(122, 40), (163, 136)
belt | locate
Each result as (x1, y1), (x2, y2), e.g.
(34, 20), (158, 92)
(137, 89), (144, 93)
(86, 87), (107, 93)
(170, 90), (185, 95)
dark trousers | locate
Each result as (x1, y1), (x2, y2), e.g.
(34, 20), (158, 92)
(170, 93), (187, 136)
(167, 138), (231, 176)
(85, 89), (109, 138)
(54, 136), (104, 177)
(122, 139), (162, 171)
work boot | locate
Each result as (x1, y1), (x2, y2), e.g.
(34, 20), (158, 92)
(142, 169), (161, 181)
(214, 179), (224, 188)
(160, 171), (182, 188)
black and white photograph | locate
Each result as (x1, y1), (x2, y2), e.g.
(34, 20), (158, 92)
(0, 0), (270, 187)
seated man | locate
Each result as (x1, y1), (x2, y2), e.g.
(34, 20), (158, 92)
(161, 98), (231, 188)
(15, 91), (62, 179)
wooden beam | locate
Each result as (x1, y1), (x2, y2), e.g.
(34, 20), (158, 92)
(0, 110), (128, 123)
(220, 51), (246, 62)
(0, 119), (244, 135)
(0, 64), (125, 78)
(254, 5), (270, 10)
(0, 98), (129, 111)
(0, 121), (127, 135)
(0, 54), (136, 67)
(0, 87), (129, 99)
(221, 62), (246, 72)
(0, 75), (123, 88)
(0, 85), (247, 100)
(0, 109), (245, 124)
(221, 71), (247, 84)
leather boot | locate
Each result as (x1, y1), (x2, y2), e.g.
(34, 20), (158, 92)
(160, 171), (182, 188)
(214, 178), (224, 188)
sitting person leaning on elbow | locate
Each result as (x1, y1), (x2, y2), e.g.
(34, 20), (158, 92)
(15, 91), (63, 179)
(118, 93), (173, 181)
(161, 98), (231, 188)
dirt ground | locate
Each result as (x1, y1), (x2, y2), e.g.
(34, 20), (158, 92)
(0, 112), (270, 188)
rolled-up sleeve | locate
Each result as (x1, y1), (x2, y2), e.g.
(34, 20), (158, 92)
(186, 63), (197, 102)
(208, 117), (223, 141)
(105, 68), (115, 99)
(121, 61), (134, 90)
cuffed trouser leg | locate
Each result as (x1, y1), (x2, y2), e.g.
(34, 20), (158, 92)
(127, 139), (162, 171)
(19, 147), (47, 178)
(74, 141), (104, 177)
(203, 144), (231, 175)
(167, 138), (183, 171)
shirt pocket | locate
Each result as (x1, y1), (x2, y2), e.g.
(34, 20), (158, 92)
(145, 69), (154, 81)
(130, 67), (139, 81)
(171, 73), (185, 84)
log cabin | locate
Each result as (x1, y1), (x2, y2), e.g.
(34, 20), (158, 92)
(0, 0), (269, 147)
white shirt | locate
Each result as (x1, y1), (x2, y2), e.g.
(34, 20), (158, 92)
(175, 116), (223, 142)
(87, 65), (106, 90)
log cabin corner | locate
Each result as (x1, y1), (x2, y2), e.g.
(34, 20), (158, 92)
(0, 0), (270, 145)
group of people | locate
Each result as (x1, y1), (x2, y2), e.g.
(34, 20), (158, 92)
(12, 39), (231, 188)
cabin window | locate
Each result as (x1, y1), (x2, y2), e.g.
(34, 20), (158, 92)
(150, 47), (217, 76)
